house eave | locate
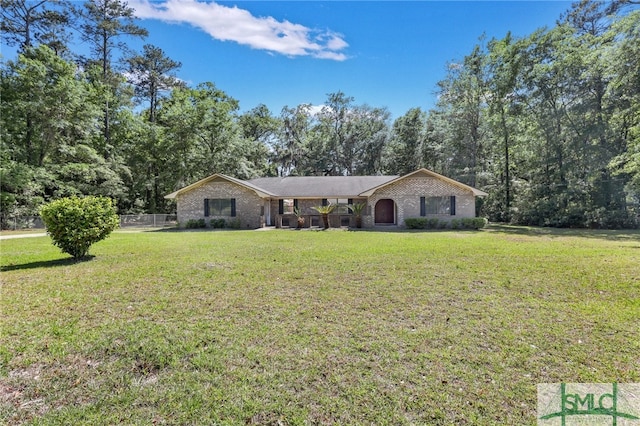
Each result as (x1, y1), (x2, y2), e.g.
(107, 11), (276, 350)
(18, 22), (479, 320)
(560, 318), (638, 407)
(359, 168), (488, 197)
(164, 173), (275, 199)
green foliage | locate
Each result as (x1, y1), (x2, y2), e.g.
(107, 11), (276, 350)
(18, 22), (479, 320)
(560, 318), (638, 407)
(406, 217), (487, 230)
(347, 202), (366, 215)
(80, 0), (148, 76)
(238, 104), (281, 176)
(2, 229), (638, 424)
(316, 92), (391, 176)
(210, 218), (226, 229)
(1, 0), (75, 52)
(228, 218), (242, 229)
(584, 207), (638, 230)
(39, 196), (119, 258)
(274, 93), (391, 177)
(386, 108), (427, 175)
(347, 202), (366, 228)
(425, 4), (640, 229)
(405, 218), (440, 229)
(462, 217), (488, 229)
(126, 44), (183, 123)
(312, 204), (336, 229)
(2, 45), (100, 168)
(2, 0), (639, 230)
(311, 204), (336, 215)
(184, 219), (206, 229)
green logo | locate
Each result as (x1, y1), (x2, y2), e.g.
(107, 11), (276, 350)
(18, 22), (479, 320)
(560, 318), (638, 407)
(538, 383), (640, 425)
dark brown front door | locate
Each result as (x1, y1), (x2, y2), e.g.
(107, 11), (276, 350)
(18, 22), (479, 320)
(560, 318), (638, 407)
(375, 199), (395, 224)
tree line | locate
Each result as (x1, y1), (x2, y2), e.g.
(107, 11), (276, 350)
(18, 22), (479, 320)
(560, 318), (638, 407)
(1, 0), (639, 228)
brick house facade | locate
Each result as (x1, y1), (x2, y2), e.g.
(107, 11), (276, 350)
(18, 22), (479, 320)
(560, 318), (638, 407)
(165, 169), (487, 229)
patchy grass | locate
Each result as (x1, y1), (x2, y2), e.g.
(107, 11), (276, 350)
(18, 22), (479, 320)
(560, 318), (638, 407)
(1, 227), (639, 425)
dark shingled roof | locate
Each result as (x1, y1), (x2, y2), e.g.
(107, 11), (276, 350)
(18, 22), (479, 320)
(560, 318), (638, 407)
(247, 175), (398, 198)
(165, 169), (488, 200)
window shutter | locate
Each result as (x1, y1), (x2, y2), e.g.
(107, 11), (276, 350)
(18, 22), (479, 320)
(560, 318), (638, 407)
(450, 196), (456, 215)
(294, 199), (299, 210)
(278, 199), (284, 214)
(322, 198), (327, 206)
(231, 199), (236, 217)
(204, 199), (210, 217)
(420, 197), (426, 217)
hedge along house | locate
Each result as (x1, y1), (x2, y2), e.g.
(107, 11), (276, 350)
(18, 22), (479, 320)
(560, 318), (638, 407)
(164, 168), (487, 229)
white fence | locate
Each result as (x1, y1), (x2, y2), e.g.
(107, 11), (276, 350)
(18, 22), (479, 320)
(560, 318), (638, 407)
(2, 214), (178, 230)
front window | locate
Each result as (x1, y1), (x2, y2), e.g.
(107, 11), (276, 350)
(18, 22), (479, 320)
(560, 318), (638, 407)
(421, 196), (455, 215)
(325, 198), (350, 214)
(205, 198), (235, 216)
(426, 197), (450, 215)
(282, 199), (295, 214)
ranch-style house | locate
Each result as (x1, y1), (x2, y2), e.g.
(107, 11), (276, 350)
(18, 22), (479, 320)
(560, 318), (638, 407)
(165, 168), (487, 229)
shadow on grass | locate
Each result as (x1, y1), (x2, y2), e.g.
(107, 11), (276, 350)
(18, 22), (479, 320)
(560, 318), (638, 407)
(486, 223), (640, 242)
(1, 255), (95, 272)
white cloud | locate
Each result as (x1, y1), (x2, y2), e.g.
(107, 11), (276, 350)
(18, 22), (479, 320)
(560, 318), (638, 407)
(128, 0), (349, 61)
(306, 104), (325, 116)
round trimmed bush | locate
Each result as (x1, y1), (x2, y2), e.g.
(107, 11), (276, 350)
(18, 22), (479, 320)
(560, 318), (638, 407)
(40, 196), (119, 259)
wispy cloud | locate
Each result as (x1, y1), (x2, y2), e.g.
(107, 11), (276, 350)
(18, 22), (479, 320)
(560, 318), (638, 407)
(129, 0), (349, 61)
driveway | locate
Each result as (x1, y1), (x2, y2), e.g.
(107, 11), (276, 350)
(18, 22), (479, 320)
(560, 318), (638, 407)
(0, 233), (47, 240)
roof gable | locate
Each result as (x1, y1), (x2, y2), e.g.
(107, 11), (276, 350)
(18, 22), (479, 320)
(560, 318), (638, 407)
(358, 168), (488, 196)
(164, 173), (275, 199)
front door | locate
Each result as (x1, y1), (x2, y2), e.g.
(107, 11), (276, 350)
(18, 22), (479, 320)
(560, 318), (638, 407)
(375, 199), (395, 224)
(264, 200), (271, 226)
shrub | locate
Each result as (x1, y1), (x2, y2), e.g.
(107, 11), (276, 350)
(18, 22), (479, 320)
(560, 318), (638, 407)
(39, 196), (119, 259)
(405, 218), (427, 229)
(228, 218), (242, 229)
(405, 217), (488, 230)
(461, 217), (488, 229)
(405, 218), (445, 229)
(585, 207), (639, 229)
(210, 218), (226, 229)
(185, 219), (206, 229)
(427, 218), (440, 229)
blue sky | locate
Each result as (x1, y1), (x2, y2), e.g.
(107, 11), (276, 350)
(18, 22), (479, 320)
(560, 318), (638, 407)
(7, 1), (575, 120)
(125, 0), (574, 119)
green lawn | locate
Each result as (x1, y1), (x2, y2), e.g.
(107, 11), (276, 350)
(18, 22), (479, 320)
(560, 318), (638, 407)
(1, 227), (639, 425)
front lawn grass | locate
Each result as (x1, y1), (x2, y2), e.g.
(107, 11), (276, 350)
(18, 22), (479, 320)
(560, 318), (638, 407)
(1, 227), (639, 424)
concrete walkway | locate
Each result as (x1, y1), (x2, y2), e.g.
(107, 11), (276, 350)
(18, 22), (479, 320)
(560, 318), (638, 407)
(1, 226), (280, 239)
(0, 233), (48, 240)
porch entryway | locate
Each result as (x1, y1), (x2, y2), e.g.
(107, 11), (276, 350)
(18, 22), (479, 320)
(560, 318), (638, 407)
(374, 199), (395, 225)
